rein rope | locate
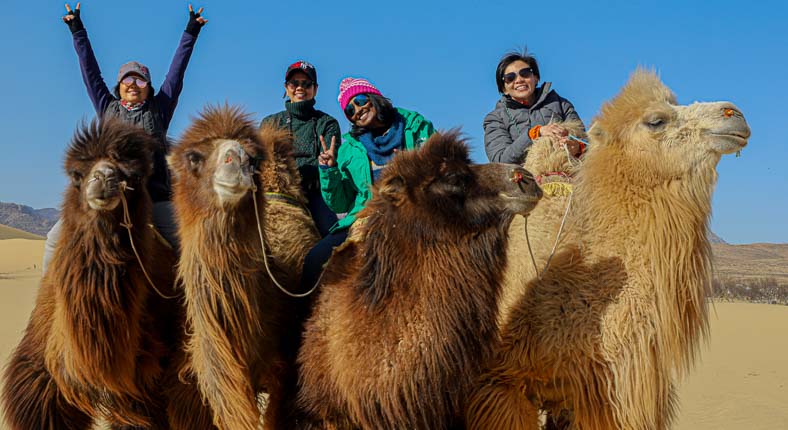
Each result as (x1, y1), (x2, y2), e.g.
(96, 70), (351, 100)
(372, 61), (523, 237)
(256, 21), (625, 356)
(118, 182), (179, 300)
(524, 135), (587, 279)
(251, 181), (319, 298)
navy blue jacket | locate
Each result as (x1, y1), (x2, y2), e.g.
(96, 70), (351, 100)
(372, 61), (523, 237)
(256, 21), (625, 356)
(71, 29), (198, 201)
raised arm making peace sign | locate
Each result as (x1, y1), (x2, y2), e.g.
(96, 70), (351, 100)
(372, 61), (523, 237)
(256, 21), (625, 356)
(43, 3), (210, 272)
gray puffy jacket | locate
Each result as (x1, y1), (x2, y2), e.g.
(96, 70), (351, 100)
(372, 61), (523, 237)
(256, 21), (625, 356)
(483, 82), (584, 164)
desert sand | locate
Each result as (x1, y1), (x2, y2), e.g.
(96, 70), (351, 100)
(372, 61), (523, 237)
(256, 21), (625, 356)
(0, 238), (785, 429)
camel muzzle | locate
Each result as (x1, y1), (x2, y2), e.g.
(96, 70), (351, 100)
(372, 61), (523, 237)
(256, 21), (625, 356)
(491, 164), (542, 215)
(85, 162), (121, 210)
(707, 103), (751, 154)
(213, 139), (254, 204)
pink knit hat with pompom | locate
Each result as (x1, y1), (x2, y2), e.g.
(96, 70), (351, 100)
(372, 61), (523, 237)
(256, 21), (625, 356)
(337, 77), (383, 111)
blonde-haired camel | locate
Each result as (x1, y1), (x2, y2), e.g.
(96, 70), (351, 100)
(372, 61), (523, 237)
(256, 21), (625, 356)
(469, 70), (751, 430)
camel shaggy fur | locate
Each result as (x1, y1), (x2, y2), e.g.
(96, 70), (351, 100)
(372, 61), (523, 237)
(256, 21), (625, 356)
(294, 132), (543, 429)
(1, 118), (213, 429)
(168, 105), (319, 430)
(495, 119), (586, 329)
(468, 70), (751, 430)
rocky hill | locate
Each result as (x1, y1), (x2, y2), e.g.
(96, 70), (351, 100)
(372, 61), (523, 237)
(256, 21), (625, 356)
(0, 202), (59, 237)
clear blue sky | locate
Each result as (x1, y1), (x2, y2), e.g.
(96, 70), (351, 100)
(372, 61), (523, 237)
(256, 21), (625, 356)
(1, 1), (786, 244)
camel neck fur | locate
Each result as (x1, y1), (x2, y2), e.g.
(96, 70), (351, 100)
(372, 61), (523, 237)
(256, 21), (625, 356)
(46, 197), (153, 395)
(177, 191), (277, 344)
(574, 145), (715, 369)
(358, 213), (511, 311)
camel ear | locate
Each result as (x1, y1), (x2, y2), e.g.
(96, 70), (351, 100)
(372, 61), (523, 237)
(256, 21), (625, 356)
(166, 154), (179, 180)
(378, 175), (406, 203)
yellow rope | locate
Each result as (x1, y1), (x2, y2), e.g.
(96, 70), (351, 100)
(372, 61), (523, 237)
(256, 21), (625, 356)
(540, 181), (573, 197)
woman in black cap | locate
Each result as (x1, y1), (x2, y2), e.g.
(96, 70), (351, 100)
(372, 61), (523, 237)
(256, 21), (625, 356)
(261, 60), (342, 237)
(42, 2), (208, 271)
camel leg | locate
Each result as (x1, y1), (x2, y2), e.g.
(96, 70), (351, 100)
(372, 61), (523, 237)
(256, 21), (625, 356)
(2, 337), (93, 430)
(466, 372), (539, 430)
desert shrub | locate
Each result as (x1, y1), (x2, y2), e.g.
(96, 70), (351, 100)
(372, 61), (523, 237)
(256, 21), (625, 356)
(712, 277), (788, 305)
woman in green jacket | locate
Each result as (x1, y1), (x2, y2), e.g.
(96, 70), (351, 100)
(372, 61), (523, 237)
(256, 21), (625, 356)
(300, 77), (435, 291)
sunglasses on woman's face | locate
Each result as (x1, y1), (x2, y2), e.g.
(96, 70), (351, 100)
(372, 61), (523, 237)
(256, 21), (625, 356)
(344, 94), (371, 119)
(502, 67), (535, 84)
(286, 79), (315, 90)
(121, 76), (149, 88)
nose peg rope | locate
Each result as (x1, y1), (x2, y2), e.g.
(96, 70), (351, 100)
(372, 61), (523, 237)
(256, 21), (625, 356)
(118, 182), (179, 300)
(523, 133), (580, 280)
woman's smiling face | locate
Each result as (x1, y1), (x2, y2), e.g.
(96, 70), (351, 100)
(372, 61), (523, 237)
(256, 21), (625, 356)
(348, 94), (379, 128)
(119, 73), (150, 103)
(503, 60), (538, 104)
(285, 71), (317, 102)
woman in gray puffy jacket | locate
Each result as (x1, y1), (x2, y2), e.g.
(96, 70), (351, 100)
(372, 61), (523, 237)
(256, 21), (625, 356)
(483, 50), (585, 164)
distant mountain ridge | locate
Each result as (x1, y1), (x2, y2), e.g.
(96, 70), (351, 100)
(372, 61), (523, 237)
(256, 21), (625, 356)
(708, 230), (727, 244)
(0, 202), (59, 237)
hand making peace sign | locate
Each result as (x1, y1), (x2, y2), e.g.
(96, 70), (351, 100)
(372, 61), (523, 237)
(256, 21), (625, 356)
(62, 3), (84, 34)
(318, 135), (338, 168)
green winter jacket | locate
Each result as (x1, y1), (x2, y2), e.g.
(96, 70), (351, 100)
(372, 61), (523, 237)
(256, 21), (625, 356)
(319, 108), (435, 233)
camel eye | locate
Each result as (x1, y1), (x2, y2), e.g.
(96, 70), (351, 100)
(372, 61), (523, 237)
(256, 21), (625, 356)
(445, 172), (466, 187)
(69, 170), (83, 188)
(645, 115), (668, 130)
(185, 151), (204, 172)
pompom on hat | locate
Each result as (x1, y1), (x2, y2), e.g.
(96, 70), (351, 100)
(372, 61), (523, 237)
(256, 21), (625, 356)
(337, 77), (383, 111)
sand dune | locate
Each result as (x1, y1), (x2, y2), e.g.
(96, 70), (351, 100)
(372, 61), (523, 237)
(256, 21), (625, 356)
(0, 239), (785, 429)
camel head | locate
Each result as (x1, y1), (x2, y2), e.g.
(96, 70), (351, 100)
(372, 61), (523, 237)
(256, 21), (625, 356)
(588, 69), (751, 183)
(169, 105), (269, 210)
(365, 131), (542, 235)
(64, 117), (154, 214)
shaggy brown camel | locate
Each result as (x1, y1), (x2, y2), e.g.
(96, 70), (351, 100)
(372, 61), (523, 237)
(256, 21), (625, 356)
(168, 105), (319, 430)
(293, 131), (543, 429)
(468, 70), (751, 430)
(1, 118), (213, 429)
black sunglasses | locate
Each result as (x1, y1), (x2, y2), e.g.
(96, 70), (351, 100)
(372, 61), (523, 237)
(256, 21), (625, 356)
(502, 67), (535, 84)
(286, 79), (314, 90)
(343, 94), (371, 119)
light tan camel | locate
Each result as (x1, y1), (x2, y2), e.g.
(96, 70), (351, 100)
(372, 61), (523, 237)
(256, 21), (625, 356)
(469, 69), (751, 430)
(169, 105), (319, 430)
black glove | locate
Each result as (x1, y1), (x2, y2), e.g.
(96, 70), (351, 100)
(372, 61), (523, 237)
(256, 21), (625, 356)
(64, 8), (84, 34)
(185, 9), (205, 37)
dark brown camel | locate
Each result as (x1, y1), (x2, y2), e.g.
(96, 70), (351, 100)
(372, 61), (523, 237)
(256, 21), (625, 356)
(293, 131), (542, 429)
(1, 118), (213, 429)
(168, 105), (319, 430)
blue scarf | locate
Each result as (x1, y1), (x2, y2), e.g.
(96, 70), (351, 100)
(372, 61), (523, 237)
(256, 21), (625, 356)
(358, 113), (406, 167)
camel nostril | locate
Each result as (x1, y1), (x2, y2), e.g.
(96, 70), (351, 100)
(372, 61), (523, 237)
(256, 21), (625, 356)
(511, 171), (524, 183)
